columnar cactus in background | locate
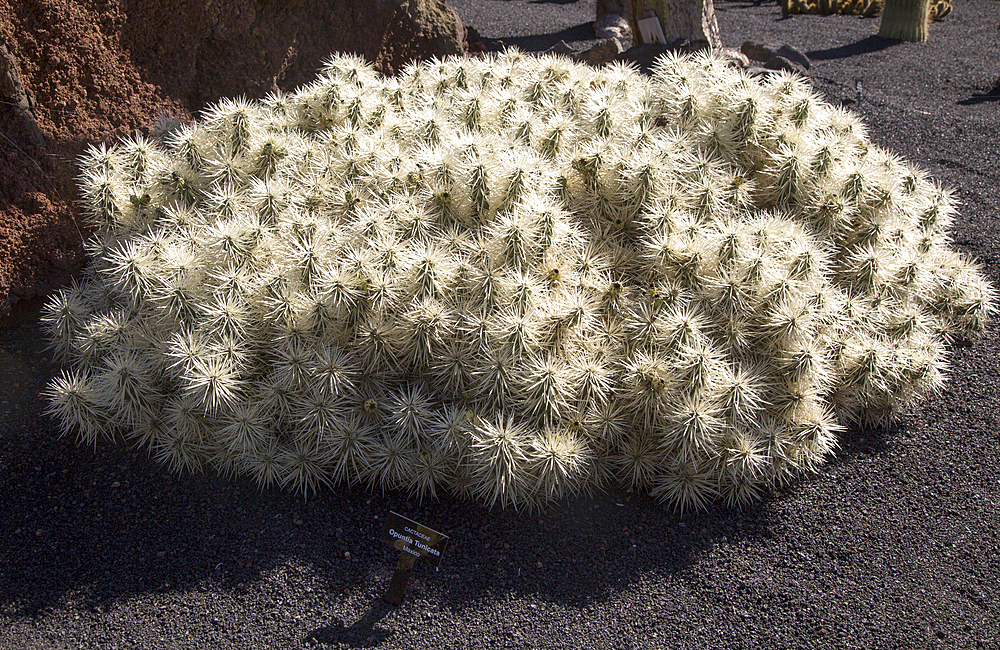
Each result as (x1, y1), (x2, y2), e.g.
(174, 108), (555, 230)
(42, 51), (993, 512)
(879, 0), (932, 41)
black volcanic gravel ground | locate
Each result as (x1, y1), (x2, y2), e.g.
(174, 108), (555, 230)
(3, 1), (999, 648)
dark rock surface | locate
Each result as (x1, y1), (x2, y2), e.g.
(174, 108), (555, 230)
(742, 41), (811, 70)
(764, 53), (809, 76)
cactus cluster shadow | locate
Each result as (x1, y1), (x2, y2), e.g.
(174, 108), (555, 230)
(3, 300), (889, 623)
(0, 305), (792, 617)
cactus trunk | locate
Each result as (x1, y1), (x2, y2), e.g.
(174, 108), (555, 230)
(878, 0), (931, 41)
(628, 0), (721, 48)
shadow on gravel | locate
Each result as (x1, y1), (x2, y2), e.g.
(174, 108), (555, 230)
(478, 23), (595, 52)
(0, 302), (894, 620)
(831, 424), (896, 465)
(958, 91), (1000, 106)
(306, 602), (394, 648)
(806, 35), (903, 61)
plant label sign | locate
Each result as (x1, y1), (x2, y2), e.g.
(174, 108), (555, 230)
(379, 511), (448, 605)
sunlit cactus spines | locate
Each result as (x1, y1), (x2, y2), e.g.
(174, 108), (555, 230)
(42, 51), (995, 513)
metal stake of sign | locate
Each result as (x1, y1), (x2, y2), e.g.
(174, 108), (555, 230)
(383, 551), (417, 606)
(379, 511), (449, 606)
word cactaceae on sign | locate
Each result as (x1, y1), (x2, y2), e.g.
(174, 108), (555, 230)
(42, 50), (994, 512)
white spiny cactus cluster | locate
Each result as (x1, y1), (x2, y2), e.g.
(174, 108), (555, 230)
(42, 51), (993, 512)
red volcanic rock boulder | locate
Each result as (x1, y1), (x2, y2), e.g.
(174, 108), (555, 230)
(0, 0), (465, 316)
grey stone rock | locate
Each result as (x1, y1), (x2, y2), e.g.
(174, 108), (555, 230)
(764, 55), (809, 77)
(594, 13), (631, 41)
(717, 47), (749, 69)
(740, 40), (773, 64)
(579, 37), (626, 67)
(740, 41), (811, 71)
(775, 44), (810, 70)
